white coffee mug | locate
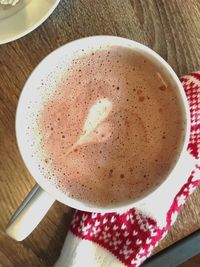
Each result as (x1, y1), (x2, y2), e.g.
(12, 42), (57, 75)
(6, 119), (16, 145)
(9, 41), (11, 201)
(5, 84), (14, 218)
(6, 36), (191, 241)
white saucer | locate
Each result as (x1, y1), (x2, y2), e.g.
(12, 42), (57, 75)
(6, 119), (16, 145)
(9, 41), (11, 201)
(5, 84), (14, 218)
(0, 0), (61, 45)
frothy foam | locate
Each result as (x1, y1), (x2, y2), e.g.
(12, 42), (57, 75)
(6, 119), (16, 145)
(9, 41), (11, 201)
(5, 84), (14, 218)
(25, 45), (186, 207)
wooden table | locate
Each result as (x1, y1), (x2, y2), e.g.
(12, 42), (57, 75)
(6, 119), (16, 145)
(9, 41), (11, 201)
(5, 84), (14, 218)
(0, 0), (200, 266)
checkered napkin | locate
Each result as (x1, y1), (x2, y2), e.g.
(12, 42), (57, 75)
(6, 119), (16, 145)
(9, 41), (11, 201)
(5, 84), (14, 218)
(55, 72), (200, 267)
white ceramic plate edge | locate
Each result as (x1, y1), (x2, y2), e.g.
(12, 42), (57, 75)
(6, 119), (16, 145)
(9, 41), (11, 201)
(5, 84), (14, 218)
(0, 0), (61, 45)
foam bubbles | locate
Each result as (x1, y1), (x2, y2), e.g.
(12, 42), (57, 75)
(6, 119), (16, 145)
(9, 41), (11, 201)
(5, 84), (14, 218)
(24, 44), (185, 207)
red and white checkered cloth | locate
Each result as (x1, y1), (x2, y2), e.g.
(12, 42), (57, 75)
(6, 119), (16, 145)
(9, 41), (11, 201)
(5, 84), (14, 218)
(55, 72), (200, 267)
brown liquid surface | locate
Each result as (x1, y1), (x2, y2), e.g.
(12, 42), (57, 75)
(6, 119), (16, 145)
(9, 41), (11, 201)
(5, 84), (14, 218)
(29, 46), (185, 207)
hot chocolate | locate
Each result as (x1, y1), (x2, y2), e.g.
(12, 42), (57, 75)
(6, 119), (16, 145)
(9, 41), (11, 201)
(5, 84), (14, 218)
(26, 45), (185, 206)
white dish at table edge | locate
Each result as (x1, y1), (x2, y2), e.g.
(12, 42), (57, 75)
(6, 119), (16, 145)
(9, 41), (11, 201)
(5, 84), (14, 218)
(0, 0), (61, 45)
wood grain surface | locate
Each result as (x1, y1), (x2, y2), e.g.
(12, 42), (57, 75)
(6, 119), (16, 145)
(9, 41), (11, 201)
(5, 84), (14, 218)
(0, 0), (200, 266)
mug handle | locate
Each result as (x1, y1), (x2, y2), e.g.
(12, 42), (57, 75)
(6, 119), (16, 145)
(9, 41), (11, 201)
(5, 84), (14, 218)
(6, 184), (55, 241)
